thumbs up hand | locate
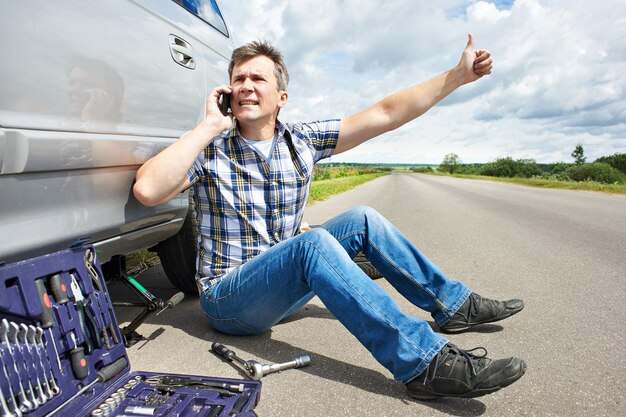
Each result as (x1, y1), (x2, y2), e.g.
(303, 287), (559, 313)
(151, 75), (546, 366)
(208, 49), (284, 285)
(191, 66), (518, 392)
(458, 34), (493, 84)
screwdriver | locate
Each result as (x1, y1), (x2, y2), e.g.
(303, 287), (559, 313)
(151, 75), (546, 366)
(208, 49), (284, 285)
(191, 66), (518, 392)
(69, 332), (88, 380)
(49, 273), (69, 305)
(34, 279), (64, 375)
(47, 357), (128, 416)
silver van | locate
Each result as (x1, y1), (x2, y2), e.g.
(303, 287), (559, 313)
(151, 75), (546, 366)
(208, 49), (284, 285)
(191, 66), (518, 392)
(0, 0), (233, 293)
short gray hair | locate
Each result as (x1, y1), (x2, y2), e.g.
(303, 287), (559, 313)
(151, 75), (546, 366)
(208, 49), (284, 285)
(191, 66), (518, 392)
(228, 40), (289, 91)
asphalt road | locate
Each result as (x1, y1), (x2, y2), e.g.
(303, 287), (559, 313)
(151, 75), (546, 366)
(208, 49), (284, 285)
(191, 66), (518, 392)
(109, 173), (626, 417)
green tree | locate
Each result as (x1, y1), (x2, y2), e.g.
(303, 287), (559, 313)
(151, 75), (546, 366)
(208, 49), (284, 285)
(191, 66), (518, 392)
(438, 153), (461, 174)
(571, 144), (586, 165)
(595, 153), (626, 174)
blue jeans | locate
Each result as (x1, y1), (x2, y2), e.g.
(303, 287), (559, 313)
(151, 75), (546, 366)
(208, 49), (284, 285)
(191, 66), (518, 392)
(200, 206), (470, 383)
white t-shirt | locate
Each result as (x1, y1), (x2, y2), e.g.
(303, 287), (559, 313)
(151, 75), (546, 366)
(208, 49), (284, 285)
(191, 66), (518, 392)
(241, 135), (274, 162)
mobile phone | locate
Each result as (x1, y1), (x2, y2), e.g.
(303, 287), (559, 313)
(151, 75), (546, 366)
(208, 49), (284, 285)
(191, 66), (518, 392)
(219, 93), (231, 116)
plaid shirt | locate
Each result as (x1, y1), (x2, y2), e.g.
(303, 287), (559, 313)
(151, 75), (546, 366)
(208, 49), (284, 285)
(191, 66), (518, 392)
(187, 119), (340, 292)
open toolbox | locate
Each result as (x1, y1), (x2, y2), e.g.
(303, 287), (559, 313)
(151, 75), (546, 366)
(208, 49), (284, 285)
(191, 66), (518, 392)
(0, 245), (261, 417)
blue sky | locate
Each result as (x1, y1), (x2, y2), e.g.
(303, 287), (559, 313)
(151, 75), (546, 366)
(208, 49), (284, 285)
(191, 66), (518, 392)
(219, 0), (625, 164)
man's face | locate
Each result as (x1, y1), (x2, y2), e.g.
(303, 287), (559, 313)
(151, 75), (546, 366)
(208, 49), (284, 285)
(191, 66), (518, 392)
(230, 55), (287, 125)
(68, 66), (97, 116)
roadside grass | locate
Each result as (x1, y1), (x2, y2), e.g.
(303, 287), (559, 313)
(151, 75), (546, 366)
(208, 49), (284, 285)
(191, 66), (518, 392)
(308, 172), (389, 204)
(440, 173), (626, 195)
(126, 248), (160, 274)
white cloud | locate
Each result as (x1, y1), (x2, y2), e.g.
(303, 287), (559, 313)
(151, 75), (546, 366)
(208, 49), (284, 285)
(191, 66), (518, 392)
(219, 0), (626, 163)
(467, 1), (512, 23)
(222, 0), (287, 45)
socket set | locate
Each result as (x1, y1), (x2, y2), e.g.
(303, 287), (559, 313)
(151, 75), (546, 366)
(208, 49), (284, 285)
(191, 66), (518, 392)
(0, 244), (260, 416)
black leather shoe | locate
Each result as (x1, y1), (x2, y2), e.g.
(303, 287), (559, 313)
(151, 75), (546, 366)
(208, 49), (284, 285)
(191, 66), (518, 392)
(439, 293), (524, 333)
(406, 343), (526, 400)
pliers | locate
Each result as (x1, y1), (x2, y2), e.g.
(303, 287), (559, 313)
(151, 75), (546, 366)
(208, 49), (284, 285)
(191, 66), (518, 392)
(69, 274), (102, 354)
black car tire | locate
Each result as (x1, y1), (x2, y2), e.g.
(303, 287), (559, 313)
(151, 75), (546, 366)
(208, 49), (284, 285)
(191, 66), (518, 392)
(155, 202), (199, 295)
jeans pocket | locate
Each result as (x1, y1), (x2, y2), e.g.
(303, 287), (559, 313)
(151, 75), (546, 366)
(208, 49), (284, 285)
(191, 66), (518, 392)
(200, 283), (260, 335)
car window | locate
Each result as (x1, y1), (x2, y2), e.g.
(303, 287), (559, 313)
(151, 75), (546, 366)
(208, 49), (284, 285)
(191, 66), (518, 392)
(172, 0), (229, 37)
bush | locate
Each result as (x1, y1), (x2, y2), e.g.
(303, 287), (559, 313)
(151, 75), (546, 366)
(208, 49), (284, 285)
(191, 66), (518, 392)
(543, 173), (571, 181)
(410, 166), (434, 173)
(595, 153), (626, 174)
(459, 164), (481, 175)
(479, 157), (542, 178)
(548, 162), (571, 175)
(516, 158), (544, 178)
(566, 162), (624, 184)
(313, 167), (331, 181)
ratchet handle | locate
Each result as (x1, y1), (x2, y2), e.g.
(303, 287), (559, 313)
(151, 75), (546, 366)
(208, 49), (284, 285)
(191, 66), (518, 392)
(97, 357), (128, 382)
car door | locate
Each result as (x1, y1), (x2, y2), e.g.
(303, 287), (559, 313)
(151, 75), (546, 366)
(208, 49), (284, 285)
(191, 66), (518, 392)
(0, 0), (232, 263)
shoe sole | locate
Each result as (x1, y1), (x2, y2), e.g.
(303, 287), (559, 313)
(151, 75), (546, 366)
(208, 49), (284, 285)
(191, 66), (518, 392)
(407, 360), (527, 401)
(439, 305), (525, 334)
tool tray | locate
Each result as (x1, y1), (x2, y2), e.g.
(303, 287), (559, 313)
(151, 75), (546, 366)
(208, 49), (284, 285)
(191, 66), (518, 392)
(0, 245), (260, 417)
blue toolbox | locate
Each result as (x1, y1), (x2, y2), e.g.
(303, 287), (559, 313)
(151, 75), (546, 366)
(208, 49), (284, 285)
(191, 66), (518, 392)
(0, 245), (261, 417)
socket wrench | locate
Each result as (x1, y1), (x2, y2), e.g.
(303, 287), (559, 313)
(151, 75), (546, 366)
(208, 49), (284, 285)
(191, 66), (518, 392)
(211, 342), (310, 380)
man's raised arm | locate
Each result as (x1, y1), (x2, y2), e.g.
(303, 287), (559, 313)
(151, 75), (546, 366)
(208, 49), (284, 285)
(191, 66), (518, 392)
(335, 34), (492, 155)
(133, 86), (232, 207)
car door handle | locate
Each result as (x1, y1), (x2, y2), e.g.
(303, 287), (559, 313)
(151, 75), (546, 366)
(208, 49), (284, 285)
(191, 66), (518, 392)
(169, 34), (196, 69)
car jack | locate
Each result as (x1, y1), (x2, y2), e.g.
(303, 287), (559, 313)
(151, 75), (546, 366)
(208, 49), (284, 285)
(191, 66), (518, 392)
(114, 272), (184, 347)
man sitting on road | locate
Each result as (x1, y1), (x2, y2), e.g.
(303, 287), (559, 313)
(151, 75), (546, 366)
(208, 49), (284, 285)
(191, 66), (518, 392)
(133, 36), (526, 400)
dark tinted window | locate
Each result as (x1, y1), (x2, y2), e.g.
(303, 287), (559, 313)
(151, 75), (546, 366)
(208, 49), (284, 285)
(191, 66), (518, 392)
(172, 0), (229, 36)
